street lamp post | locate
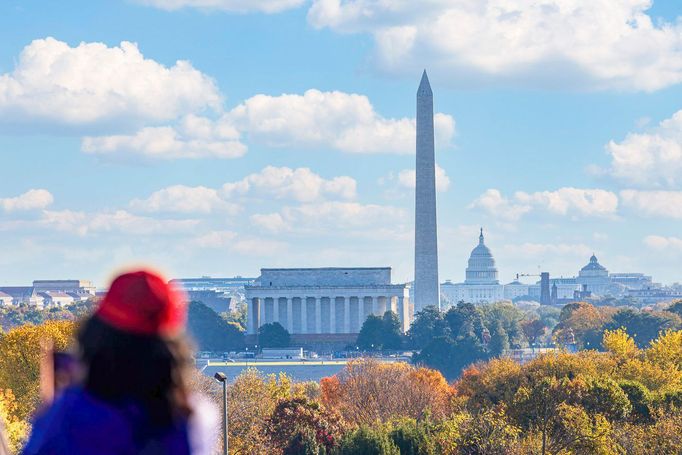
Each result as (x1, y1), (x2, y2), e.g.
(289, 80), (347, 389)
(214, 372), (228, 455)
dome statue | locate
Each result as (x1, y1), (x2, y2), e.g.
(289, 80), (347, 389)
(464, 228), (500, 285)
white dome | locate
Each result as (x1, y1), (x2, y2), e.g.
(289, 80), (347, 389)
(465, 229), (499, 285)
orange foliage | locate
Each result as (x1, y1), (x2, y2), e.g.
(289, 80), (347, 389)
(320, 376), (342, 408)
(320, 359), (455, 426)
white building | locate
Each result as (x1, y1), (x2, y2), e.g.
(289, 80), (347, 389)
(245, 268), (411, 345)
(33, 280), (96, 296)
(441, 230), (505, 305)
(40, 291), (74, 307)
(0, 291), (13, 307)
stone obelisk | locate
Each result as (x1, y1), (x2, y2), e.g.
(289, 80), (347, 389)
(414, 70), (440, 313)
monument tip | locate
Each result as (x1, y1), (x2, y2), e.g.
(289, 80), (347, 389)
(418, 69), (432, 95)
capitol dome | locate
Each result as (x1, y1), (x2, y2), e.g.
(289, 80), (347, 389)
(464, 228), (499, 285)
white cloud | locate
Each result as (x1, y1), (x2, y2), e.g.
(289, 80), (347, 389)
(191, 230), (238, 247)
(515, 188), (619, 217)
(469, 189), (531, 221)
(308, 0), (682, 91)
(129, 166), (353, 218)
(396, 164), (450, 192)
(41, 209), (199, 236)
(471, 187), (618, 220)
(82, 115), (245, 160)
(227, 89), (455, 154)
(602, 110), (682, 187)
(82, 88), (452, 160)
(643, 235), (682, 252)
(620, 190), (682, 219)
(0, 189), (53, 212)
(136, 0), (305, 13)
(251, 201), (407, 233)
(191, 230), (288, 255)
(0, 38), (221, 126)
(130, 185), (241, 214)
(221, 165), (357, 201)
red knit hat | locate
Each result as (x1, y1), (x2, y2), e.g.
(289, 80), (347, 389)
(96, 270), (187, 336)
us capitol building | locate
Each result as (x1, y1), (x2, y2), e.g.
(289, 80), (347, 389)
(440, 229), (655, 305)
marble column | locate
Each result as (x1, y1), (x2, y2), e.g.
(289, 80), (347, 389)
(358, 297), (365, 329)
(273, 297), (280, 324)
(250, 297), (260, 334)
(259, 298), (265, 328)
(344, 297), (350, 333)
(302, 297), (309, 334)
(329, 298), (336, 334)
(315, 297), (322, 334)
(286, 298), (293, 333)
(398, 296), (407, 332)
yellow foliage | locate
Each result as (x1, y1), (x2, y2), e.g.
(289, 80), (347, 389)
(0, 320), (75, 420)
(226, 369), (295, 455)
(0, 389), (29, 454)
(603, 328), (638, 358)
(647, 329), (682, 369)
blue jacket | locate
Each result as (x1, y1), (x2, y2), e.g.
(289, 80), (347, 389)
(23, 388), (192, 455)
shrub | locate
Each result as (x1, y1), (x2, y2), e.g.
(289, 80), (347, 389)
(337, 426), (399, 455)
(618, 380), (652, 422)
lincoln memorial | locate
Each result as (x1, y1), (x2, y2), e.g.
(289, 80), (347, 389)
(245, 267), (411, 347)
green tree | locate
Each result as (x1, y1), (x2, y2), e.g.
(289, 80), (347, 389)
(445, 302), (484, 340)
(618, 380), (652, 422)
(488, 320), (510, 357)
(667, 300), (682, 318)
(187, 301), (245, 352)
(258, 322), (290, 348)
(604, 309), (681, 348)
(480, 302), (524, 347)
(408, 306), (448, 349)
(357, 315), (384, 350)
(388, 418), (435, 455)
(381, 311), (403, 350)
(414, 333), (488, 380)
(338, 426), (399, 455)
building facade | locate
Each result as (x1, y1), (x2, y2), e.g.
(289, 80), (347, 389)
(170, 276), (256, 313)
(441, 230), (505, 305)
(245, 268), (411, 346)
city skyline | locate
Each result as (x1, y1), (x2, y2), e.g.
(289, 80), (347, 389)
(2, 1), (682, 286)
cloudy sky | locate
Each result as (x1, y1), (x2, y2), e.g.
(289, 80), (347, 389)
(1, 0), (682, 287)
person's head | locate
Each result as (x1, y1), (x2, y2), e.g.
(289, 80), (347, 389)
(77, 269), (193, 427)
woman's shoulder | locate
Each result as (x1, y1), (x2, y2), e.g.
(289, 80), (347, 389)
(23, 388), (137, 455)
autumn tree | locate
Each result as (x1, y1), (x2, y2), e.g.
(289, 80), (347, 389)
(521, 319), (546, 349)
(0, 320), (74, 419)
(226, 369), (296, 454)
(320, 360), (454, 426)
(0, 389), (29, 453)
(266, 397), (346, 453)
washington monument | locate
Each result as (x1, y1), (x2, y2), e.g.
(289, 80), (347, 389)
(414, 70), (440, 312)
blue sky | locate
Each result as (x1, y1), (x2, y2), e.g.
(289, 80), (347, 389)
(1, 0), (682, 287)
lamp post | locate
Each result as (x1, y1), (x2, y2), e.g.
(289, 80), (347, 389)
(214, 372), (228, 455)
